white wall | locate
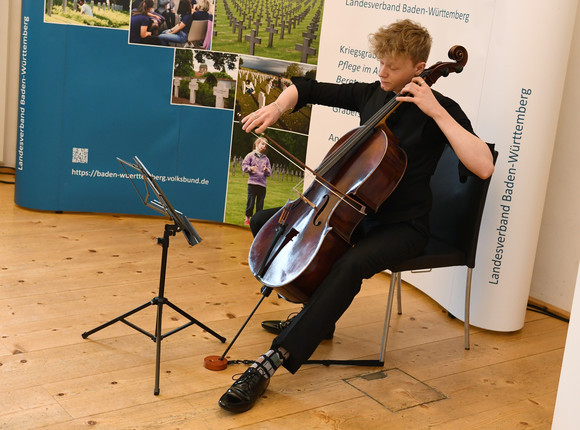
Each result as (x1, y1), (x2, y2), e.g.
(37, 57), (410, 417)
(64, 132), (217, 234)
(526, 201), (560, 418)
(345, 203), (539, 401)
(1, 1), (579, 313)
(1, 1), (10, 163)
(552, 263), (580, 428)
(1, 0), (21, 167)
(529, 3), (580, 312)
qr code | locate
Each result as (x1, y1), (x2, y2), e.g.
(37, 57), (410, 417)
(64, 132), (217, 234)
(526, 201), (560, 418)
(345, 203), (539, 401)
(72, 147), (89, 164)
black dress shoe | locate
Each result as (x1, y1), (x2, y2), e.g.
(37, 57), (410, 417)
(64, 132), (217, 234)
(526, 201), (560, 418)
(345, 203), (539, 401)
(218, 367), (270, 413)
(261, 313), (297, 335)
(261, 313), (335, 340)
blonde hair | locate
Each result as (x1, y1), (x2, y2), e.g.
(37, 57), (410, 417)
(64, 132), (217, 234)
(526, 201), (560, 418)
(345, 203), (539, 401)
(369, 19), (432, 64)
(253, 137), (267, 150)
(196, 0), (211, 12)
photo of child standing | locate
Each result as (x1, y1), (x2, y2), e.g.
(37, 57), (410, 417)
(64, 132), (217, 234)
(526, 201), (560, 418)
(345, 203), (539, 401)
(242, 137), (271, 225)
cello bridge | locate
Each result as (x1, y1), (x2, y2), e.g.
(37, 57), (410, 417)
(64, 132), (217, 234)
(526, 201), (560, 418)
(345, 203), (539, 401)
(297, 192), (316, 209)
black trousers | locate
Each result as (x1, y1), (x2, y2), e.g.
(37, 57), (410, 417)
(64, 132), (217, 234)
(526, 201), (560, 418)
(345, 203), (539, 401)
(250, 208), (429, 373)
(245, 184), (266, 218)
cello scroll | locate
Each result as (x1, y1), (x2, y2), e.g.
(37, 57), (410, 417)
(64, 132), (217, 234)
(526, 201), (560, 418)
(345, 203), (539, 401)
(423, 45), (468, 87)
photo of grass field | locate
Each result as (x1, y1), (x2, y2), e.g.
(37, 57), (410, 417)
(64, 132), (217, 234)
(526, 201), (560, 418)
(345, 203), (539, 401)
(44, 0), (130, 29)
(212, 0), (324, 64)
(224, 123), (307, 226)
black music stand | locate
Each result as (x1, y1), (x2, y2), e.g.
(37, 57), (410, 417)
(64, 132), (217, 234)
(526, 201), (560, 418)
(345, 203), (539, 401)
(82, 156), (226, 395)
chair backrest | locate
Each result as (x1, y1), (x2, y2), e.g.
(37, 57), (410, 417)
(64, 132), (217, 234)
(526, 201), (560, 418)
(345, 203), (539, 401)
(429, 143), (498, 268)
(188, 20), (208, 43)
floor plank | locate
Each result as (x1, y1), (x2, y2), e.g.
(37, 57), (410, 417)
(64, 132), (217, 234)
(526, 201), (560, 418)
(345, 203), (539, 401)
(0, 181), (568, 429)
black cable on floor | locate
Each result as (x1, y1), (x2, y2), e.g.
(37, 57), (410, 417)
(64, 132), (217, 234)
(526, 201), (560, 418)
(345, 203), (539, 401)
(527, 303), (569, 323)
(0, 166), (16, 184)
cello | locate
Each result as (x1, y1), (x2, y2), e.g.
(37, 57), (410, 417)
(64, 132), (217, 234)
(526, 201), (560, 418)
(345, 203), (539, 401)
(248, 46), (468, 303)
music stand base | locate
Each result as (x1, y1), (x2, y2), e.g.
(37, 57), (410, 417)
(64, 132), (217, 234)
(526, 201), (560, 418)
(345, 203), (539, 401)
(82, 223), (225, 395)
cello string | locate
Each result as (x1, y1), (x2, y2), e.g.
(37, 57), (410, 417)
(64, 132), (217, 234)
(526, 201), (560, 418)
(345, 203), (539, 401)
(255, 132), (361, 209)
(278, 56), (459, 177)
(250, 132), (365, 214)
(316, 96), (402, 176)
(290, 175), (365, 215)
(316, 67), (436, 174)
(258, 133), (365, 213)
(251, 132), (304, 173)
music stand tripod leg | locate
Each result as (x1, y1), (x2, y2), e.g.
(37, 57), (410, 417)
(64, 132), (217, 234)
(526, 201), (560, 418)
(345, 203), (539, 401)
(163, 300), (226, 342)
(83, 223), (225, 395)
(81, 300), (154, 340)
(154, 296), (164, 395)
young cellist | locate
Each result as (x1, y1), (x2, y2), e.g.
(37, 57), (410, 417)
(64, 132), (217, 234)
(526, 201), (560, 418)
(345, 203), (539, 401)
(218, 19), (494, 413)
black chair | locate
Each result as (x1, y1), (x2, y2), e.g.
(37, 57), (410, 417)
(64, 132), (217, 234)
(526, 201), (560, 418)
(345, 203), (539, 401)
(379, 143), (498, 362)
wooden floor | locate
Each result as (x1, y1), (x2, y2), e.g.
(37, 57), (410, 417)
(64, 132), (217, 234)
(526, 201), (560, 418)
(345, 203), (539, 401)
(0, 179), (569, 429)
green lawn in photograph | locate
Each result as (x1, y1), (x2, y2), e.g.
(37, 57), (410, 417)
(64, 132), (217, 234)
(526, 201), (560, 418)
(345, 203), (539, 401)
(213, 0), (323, 64)
(224, 161), (303, 226)
(45, 2), (129, 29)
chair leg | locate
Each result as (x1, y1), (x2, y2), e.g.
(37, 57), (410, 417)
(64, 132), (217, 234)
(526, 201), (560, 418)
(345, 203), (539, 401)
(379, 272), (398, 363)
(396, 272), (402, 315)
(464, 268), (473, 350)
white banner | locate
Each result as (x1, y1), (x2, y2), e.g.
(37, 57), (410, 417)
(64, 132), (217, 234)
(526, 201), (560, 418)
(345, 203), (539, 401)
(309, 0), (578, 331)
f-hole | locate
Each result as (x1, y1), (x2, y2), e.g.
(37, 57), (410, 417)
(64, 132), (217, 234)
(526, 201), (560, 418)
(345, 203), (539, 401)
(312, 194), (329, 226)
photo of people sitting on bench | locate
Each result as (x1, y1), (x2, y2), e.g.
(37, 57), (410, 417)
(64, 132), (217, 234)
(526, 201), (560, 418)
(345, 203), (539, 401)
(129, 0), (214, 49)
